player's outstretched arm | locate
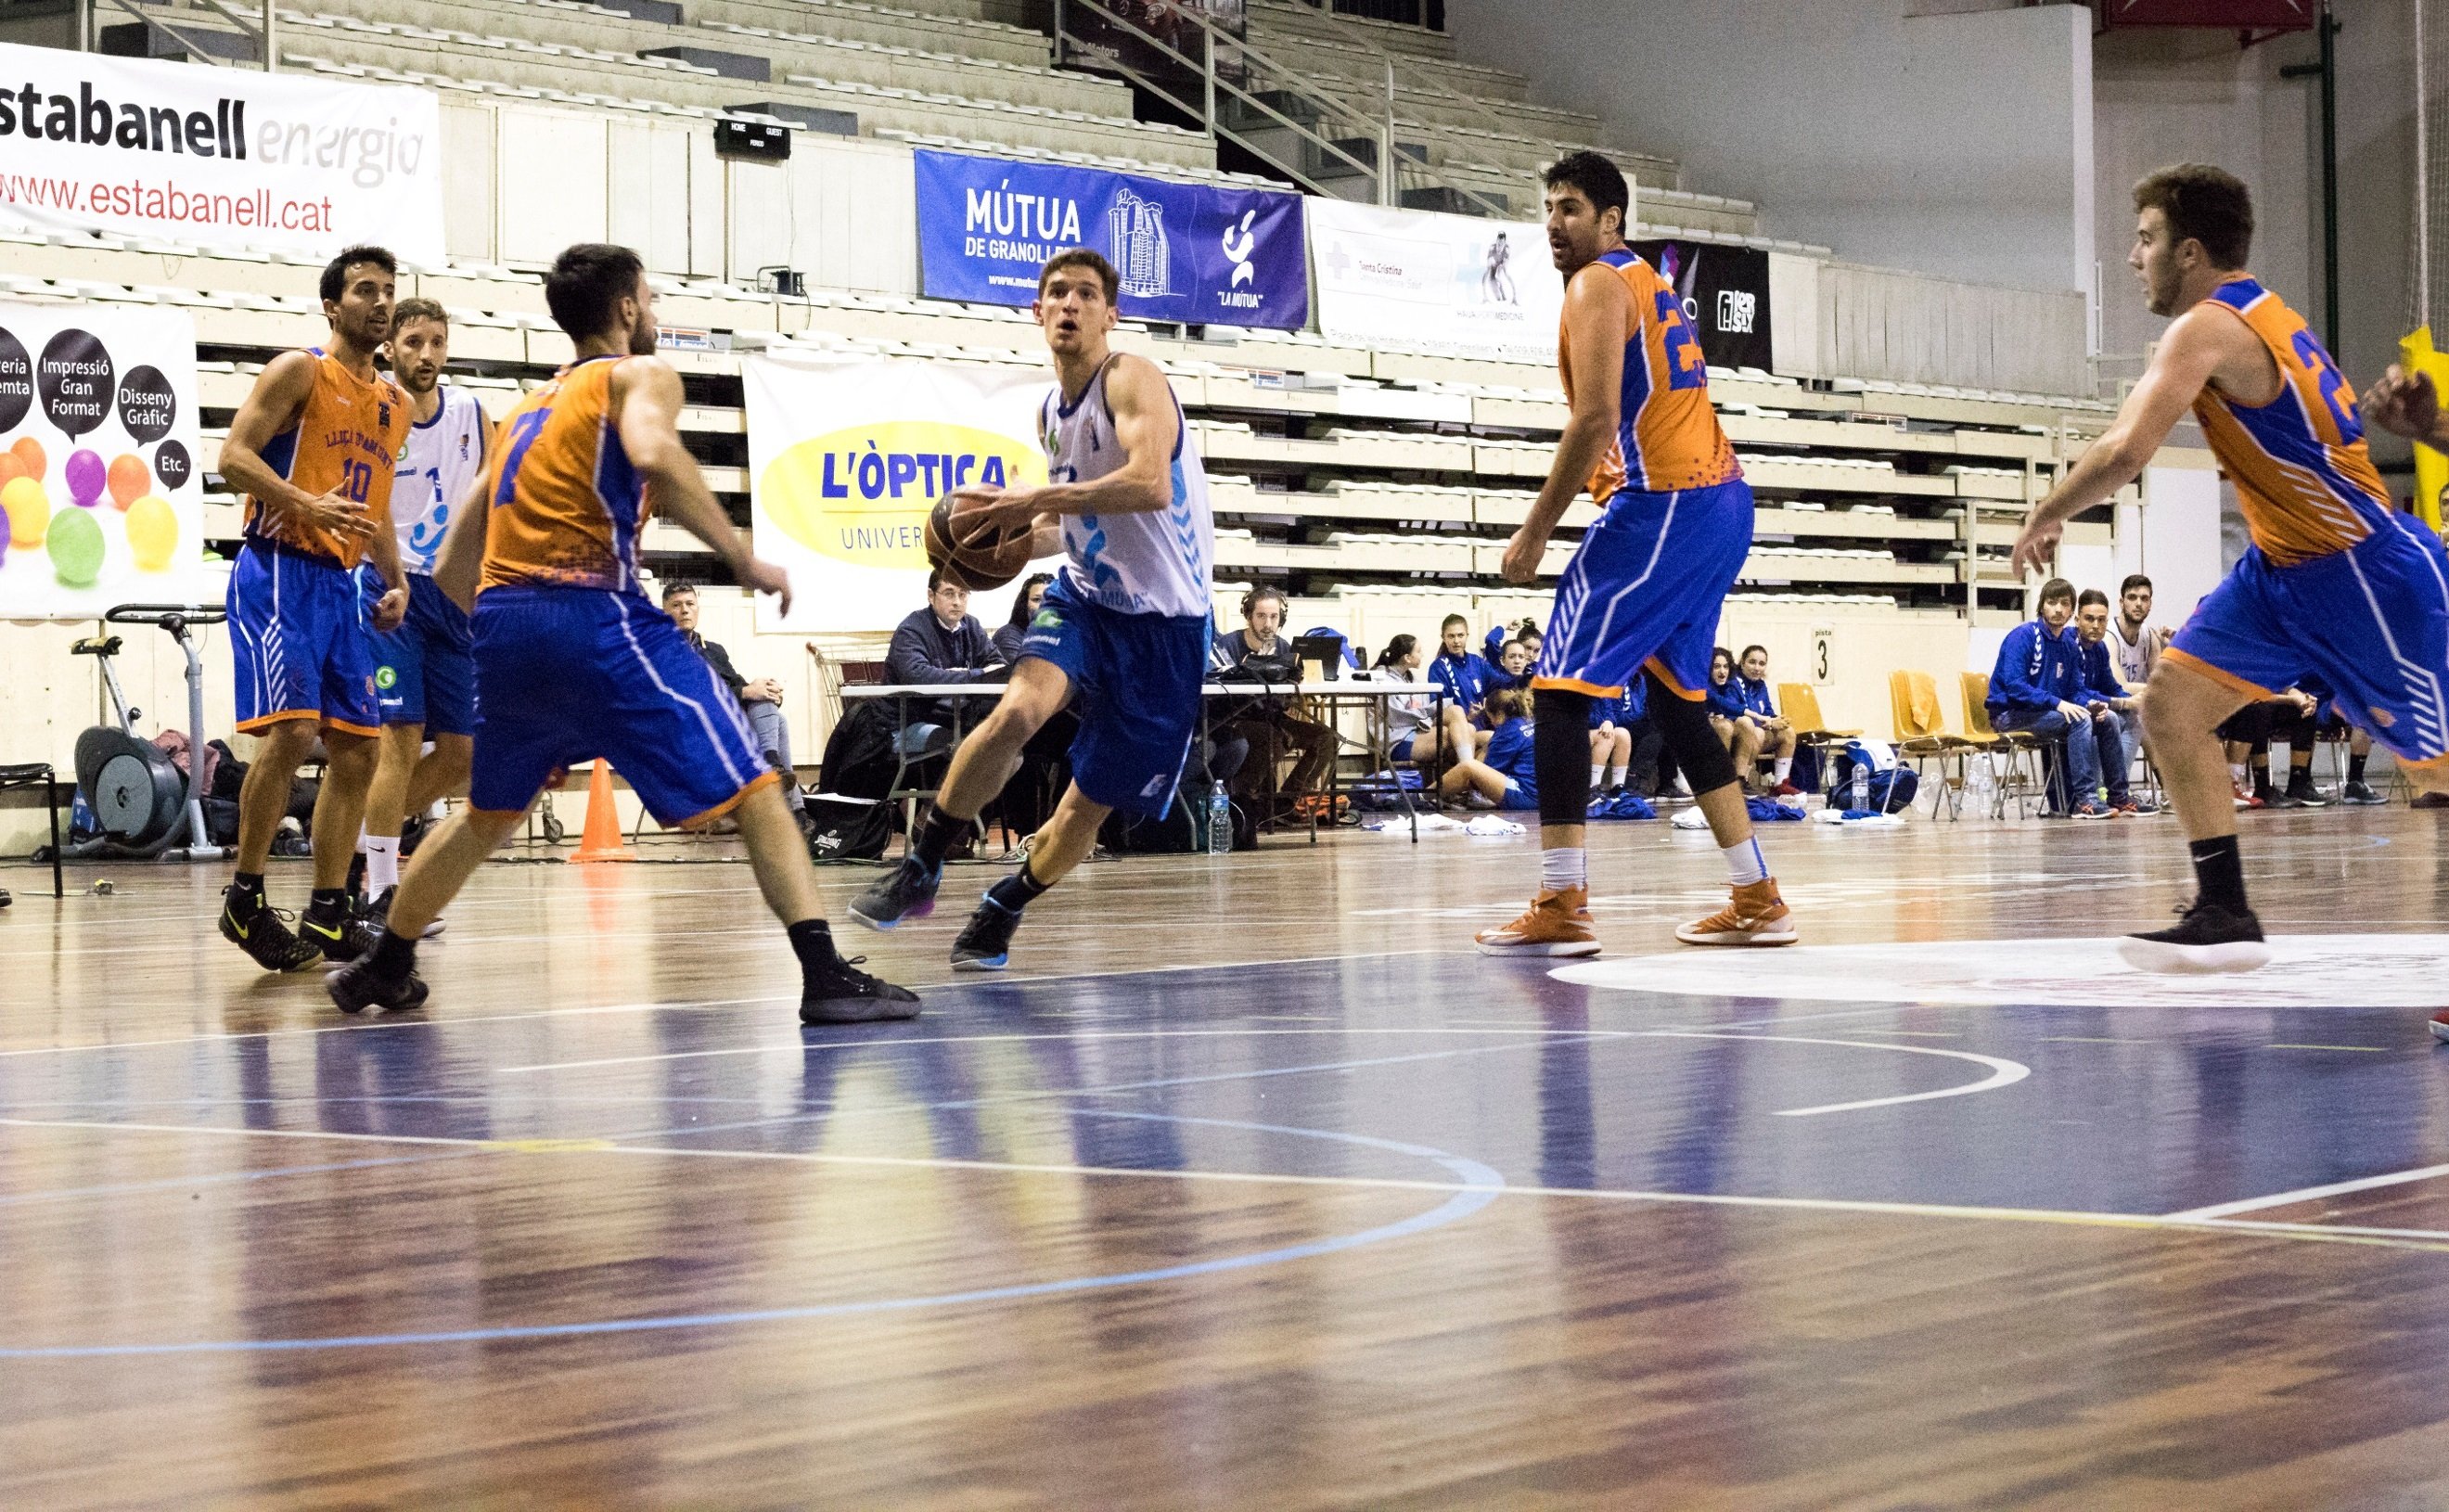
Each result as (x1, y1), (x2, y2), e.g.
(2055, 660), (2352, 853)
(2010, 308), (2236, 577)
(221, 351), (371, 544)
(2363, 365), (2449, 450)
(1501, 265), (1626, 584)
(615, 357), (793, 615)
(955, 354), (1179, 532)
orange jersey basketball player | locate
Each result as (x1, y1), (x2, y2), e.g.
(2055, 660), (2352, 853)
(327, 242), (917, 1026)
(214, 245), (413, 974)
(1473, 151), (1793, 963)
(2012, 163), (2449, 980)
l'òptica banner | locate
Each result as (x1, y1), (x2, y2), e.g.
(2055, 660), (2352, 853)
(744, 352), (1057, 633)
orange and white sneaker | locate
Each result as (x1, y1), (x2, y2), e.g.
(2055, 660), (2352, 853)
(1675, 878), (1799, 947)
(1474, 887), (1601, 957)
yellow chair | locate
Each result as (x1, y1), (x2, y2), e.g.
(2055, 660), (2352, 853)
(1776, 681), (1861, 797)
(1959, 673), (2052, 820)
(1888, 669), (1969, 818)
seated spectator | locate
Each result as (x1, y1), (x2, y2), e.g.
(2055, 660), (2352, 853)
(1704, 647), (1763, 777)
(2221, 689), (2325, 809)
(1428, 612), (1499, 737)
(1492, 637), (1534, 695)
(1586, 682), (1638, 800)
(2107, 573), (2169, 724)
(992, 572), (1054, 667)
(1482, 617), (1542, 668)
(1735, 646), (1801, 794)
(1985, 577), (2117, 819)
(664, 582), (805, 826)
(2324, 693), (2383, 804)
(1369, 634), (1479, 778)
(2072, 591), (2150, 814)
(1212, 586), (1333, 804)
(888, 570), (1006, 686)
(1477, 688), (1544, 811)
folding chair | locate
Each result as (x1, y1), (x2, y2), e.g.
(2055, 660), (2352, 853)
(0, 762), (65, 899)
(1775, 682), (1860, 797)
(1888, 671), (1970, 819)
(1959, 673), (2051, 820)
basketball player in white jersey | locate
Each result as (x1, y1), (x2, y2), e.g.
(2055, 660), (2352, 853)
(351, 298), (488, 939)
(850, 247), (1216, 969)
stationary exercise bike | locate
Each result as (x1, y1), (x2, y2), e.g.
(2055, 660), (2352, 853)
(61, 604), (231, 864)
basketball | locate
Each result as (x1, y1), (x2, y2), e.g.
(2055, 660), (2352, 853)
(924, 491), (1033, 592)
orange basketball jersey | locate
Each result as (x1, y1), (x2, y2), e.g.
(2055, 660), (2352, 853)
(1562, 246), (1741, 500)
(243, 348), (408, 569)
(2192, 275), (2391, 567)
(479, 354), (650, 596)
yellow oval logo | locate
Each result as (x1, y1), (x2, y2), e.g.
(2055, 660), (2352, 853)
(759, 421), (1047, 568)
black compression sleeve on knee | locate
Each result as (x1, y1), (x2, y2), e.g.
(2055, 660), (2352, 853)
(1532, 687), (1596, 827)
(1644, 668), (1741, 795)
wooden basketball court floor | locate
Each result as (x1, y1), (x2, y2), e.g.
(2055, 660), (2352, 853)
(4, 808), (2448, 1509)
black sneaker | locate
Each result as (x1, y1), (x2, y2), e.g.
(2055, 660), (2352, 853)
(327, 955), (430, 1015)
(220, 889), (323, 973)
(950, 897), (1021, 972)
(800, 952), (922, 1024)
(299, 894), (363, 965)
(2284, 780), (2327, 808)
(2117, 898), (2271, 975)
(349, 888), (447, 956)
(399, 813), (430, 856)
(848, 857), (939, 931)
(2340, 779), (2385, 805)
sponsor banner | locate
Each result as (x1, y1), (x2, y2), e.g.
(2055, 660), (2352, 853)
(915, 149), (1306, 330)
(746, 352), (1057, 633)
(0, 41), (443, 264)
(0, 301), (212, 618)
(1630, 238), (1773, 373)
(1308, 199), (1562, 365)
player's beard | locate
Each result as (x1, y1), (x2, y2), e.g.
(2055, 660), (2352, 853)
(628, 319), (659, 356)
(2142, 254), (2180, 317)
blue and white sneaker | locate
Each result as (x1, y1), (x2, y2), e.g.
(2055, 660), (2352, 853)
(950, 896), (1020, 971)
(849, 857), (939, 931)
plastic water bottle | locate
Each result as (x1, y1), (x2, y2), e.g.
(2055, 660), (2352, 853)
(1208, 788), (1233, 855)
(1849, 763), (1869, 813)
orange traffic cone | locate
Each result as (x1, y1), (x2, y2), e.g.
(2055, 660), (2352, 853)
(570, 761), (635, 863)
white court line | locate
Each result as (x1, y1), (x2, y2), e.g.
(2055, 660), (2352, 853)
(2163, 1160), (2449, 1221)
(1641, 1031), (2030, 1117)
(5, 1111), (2448, 1254)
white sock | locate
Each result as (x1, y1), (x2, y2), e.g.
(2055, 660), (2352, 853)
(1722, 837), (1769, 886)
(1540, 847), (1587, 895)
(1590, 762), (1603, 786)
(1774, 756), (1791, 784)
(365, 834), (401, 892)
(2230, 762), (2247, 787)
(1605, 764), (1625, 790)
(354, 826), (369, 857)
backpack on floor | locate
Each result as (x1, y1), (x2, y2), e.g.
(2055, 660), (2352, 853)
(804, 793), (893, 863)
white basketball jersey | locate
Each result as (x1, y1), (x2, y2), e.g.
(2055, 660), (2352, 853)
(391, 384), (489, 575)
(1040, 358), (1213, 620)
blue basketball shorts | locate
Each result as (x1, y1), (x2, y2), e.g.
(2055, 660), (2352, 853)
(1017, 575), (1210, 819)
(466, 584), (776, 826)
(1533, 478), (1754, 705)
(226, 540), (380, 737)
(361, 570), (476, 737)
(2165, 514), (2449, 773)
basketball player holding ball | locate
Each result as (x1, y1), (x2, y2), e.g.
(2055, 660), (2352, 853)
(850, 248), (1215, 970)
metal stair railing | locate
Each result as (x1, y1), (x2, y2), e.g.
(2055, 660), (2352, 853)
(1052, 0), (1514, 218)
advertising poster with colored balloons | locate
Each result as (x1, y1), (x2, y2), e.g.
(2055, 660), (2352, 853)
(743, 352), (1055, 634)
(0, 301), (206, 618)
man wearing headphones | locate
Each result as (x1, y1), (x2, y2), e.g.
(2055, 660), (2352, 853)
(1212, 585), (1333, 807)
